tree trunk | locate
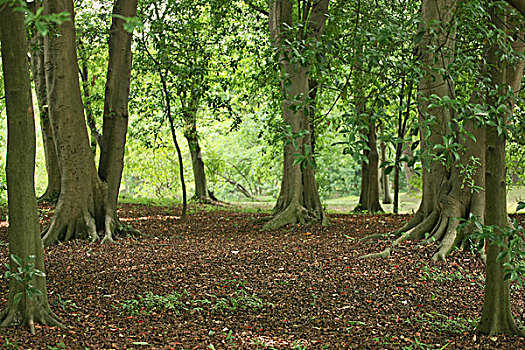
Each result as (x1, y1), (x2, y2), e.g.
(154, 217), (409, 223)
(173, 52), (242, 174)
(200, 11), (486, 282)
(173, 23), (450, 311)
(29, 2), (61, 202)
(477, 8), (524, 336)
(0, 3), (63, 332)
(79, 47), (101, 154)
(402, 142), (418, 193)
(355, 122), (383, 212)
(263, 0), (329, 229)
(98, 0), (139, 235)
(42, 0), (112, 246)
(362, 0), (489, 261)
(380, 141), (392, 204)
(183, 120), (209, 200)
(363, 0), (457, 259)
(366, 0), (525, 262)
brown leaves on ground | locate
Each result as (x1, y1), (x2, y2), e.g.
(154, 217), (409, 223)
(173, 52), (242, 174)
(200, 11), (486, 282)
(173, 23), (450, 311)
(0, 204), (524, 349)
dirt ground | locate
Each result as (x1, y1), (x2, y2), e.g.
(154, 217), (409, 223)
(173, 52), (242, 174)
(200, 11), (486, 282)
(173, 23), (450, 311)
(0, 203), (524, 349)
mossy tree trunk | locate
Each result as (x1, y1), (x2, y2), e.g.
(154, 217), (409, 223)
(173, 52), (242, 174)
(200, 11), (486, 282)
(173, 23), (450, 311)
(98, 0), (139, 234)
(476, 8), (524, 336)
(263, 0), (329, 230)
(0, 3), (62, 332)
(29, 0), (61, 202)
(42, 0), (112, 246)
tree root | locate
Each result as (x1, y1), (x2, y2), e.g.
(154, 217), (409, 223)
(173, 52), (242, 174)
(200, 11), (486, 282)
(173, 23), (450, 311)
(359, 247), (391, 260)
(262, 202), (324, 230)
(359, 233), (392, 242)
(0, 304), (64, 334)
(359, 209), (439, 260)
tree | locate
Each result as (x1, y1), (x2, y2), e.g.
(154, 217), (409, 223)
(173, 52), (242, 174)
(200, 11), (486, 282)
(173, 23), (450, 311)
(263, 0), (329, 229)
(42, 0), (113, 245)
(98, 0), (139, 231)
(0, 0), (62, 332)
(28, 0), (61, 202)
(476, 5), (524, 336)
(363, 0), (490, 261)
(137, 0), (234, 203)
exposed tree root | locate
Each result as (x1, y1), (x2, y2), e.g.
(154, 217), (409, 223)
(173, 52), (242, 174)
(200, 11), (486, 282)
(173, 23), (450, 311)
(190, 195), (228, 207)
(0, 303), (64, 335)
(359, 188), (487, 262)
(42, 205), (114, 247)
(262, 201), (328, 230)
(360, 205), (469, 261)
(359, 232), (391, 242)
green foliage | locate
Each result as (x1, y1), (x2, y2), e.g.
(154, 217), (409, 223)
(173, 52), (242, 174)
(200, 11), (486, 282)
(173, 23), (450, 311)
(460, 215), (525, 283)
(121, 280), (271, 315)
(3, 255), (45, 305)
(412, 312), (478, 335)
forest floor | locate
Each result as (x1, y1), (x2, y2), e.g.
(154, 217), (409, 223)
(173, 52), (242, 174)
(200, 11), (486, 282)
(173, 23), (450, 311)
(0, 203), (525, 349)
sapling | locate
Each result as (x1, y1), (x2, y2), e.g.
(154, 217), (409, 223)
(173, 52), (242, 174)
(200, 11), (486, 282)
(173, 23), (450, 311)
(3, 254), (46, 305)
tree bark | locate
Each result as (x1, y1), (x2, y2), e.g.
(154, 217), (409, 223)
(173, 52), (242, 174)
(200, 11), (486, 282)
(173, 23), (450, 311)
(42, 0), (112, 246)
(355, 122), (383, 212)
(477, 8), (524, 336)
(183, 115), (209, 200)
(380, 141), (392, 204)
(263, 0), (329, 229)
(29, 1), (61, 202)
(98, 0), (139, 235)
(0, 2), (63, 332)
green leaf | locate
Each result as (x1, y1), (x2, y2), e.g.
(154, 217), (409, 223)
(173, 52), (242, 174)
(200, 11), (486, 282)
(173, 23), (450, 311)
(413, 30), (425, 45)
(384, 165), (394, 175)
(35, 21), (48, 36)
(33, 270), (46, 278)
(11, 254), (23, 267)
(517, 202), (525, 212)
(13, 292), (22, 305)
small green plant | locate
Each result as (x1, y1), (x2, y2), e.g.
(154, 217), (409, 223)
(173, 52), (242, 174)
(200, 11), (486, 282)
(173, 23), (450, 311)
(345, 320), (366, 332)
(51, 293), (78, 311)
(120, 281), (272, 316)
(47, 342), (67, 350)
(412, 312), (478, 335)
(1, 337), (19, 349)
(291, 340), (307, 350)
(3, 254), (45, 305)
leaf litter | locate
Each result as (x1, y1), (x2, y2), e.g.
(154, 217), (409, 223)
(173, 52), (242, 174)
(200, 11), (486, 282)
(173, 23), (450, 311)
(0, 203), (523, 349)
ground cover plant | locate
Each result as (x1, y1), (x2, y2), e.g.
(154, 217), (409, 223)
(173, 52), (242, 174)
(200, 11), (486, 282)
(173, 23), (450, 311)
(0, 203), (523, 349)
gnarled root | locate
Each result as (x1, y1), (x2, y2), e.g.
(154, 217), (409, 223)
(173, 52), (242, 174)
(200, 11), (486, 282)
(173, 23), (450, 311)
(262, 202), (327, 230)
(0, 303), (64, 335)
(360, 209), (440, 260)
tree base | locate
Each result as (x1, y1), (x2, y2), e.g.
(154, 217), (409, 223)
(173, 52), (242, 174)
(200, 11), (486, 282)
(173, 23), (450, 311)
(476, 318), (524, 336)
(262, 202), (328, 230)
(359, 197), (478, 261)
(0, 304), (64, 335)
(42, 205), (114, 246)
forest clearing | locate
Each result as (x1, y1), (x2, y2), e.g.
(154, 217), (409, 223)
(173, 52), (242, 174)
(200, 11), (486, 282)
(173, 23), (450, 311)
(2, 0), (525, 348)
(0, 203), (523, 349)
